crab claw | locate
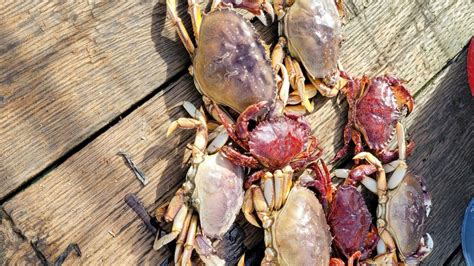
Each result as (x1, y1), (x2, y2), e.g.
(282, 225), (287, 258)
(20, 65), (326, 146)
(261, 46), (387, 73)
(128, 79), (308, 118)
(242, 186), (261, 228)
(329, 258), (345, 266)
(353, 152), (383, 169)
(256, 1), (275, 26)
(385, 75), (414, 114)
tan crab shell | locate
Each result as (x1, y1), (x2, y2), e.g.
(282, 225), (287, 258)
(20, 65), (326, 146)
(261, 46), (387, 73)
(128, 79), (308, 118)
(194, 8), (276, 113)
(271, 186), (331, 265)
(385, 173), (428, 259)
(283, 0), (342, 80)
(193, 152), (244, 238)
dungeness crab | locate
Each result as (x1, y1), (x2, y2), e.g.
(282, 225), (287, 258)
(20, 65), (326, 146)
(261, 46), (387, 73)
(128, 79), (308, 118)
(167, 0), (278, 114)
(215, 100), (332, 205)
(333, 74), (415, 163)
(154, 102), (244, 265)
(242, 166), (333, 265)
(336, 122), (433, 264)
(270, 0), (346, 112)
(328, 180), (379, 262)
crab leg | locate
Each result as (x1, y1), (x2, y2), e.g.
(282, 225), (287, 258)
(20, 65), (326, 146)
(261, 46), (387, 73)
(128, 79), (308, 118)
(276, 63), (290, 106)
(236, 101), (270, 141)
(182, 101), (204, 120)
(353, 152), (386, 198)
(262, 172), (275, 211)
(154, 204), (189, 250)
(252, 187), (278, 265)
(273, 170), (285, 210)
(281, 166), (293, 206)
(377, 140), (415, 163)
(286, 83), (318, 105)
(351, 130), (364, 155)
(347, 251), (362, 266)
(352, 152), (401, 264)
(243, 186), (260, 227)
(307, 75), (339, 98)
(253, 186), (270, 222)
(271, 37), (286, 69)
(221, 146), (260, 168)
(386, 122), (408, 189)
(336, 163), (379, 193)
(162, 187), (187, 222)
(244, 171), (265, 189)
(273, 0), (286, 19)
(292, 59), (314, 112)
(187, 0), (202, 42)
(331, 122), (353, 163)
(174, 209), (194, 263)
(207, 125), (229, 153)
(167, 104), (208, 164)
(167, 0), (195, 56)
(311, 160), (333, 205)
(180, 214), (199, 265)
(214, 102), (249, 149)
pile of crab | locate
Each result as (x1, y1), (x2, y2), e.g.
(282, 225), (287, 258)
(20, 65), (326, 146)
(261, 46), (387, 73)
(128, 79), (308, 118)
(148, 0), (434, 264)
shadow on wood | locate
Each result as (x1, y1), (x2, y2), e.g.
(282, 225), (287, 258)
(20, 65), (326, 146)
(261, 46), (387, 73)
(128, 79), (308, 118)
(406, 49), (474, 264)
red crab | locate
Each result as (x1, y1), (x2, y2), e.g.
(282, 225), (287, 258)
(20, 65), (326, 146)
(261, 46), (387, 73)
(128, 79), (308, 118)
(333, 74), (415, 164)
(215, 101), (332, 203)
(328, 172), (379, 263)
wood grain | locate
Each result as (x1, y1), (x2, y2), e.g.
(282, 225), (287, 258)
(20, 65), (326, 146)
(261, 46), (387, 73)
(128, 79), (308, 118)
(407, 51), (474, 264)
(1, 0), (473, 264)
(0, 0), (191, 200)
(445, 248), (467, 266)
(0, 209), (40, 266)
(0, 0), (376, 201)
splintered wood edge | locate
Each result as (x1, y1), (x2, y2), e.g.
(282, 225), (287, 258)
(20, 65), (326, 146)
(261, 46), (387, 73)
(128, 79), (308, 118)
(0, 210), (40, 265)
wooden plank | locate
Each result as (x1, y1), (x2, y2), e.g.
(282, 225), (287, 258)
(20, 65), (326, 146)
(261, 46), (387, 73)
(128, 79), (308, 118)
(445, 247), (467, 266)
(342, 0), (377, 21)
(0, 1), (191, 199)
(2, 0), (473, 264)
(0, 0), (366, 203)
(0, 209), (40, 265)
(409, 51), (474, 264)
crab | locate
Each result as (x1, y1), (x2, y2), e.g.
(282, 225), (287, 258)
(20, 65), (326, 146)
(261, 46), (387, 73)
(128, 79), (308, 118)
(154, 102), (245, 265)
(214, 100), (333, 206)
(167, 0), (280, 115)
(270, 0), (346, 113)
(242, 164), (334, 265)
(335, 122), (433, 264)
(333, 74), (415, 164)
(327, 182), (379, 263)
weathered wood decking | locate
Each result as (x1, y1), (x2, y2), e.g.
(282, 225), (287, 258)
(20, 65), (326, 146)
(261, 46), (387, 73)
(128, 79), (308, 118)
(1, 1), (473, 265)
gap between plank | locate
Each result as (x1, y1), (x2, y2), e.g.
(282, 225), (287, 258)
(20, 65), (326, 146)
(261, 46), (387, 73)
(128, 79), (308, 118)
(0, 68), (190, 205)
(443, 244), (462, 265)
